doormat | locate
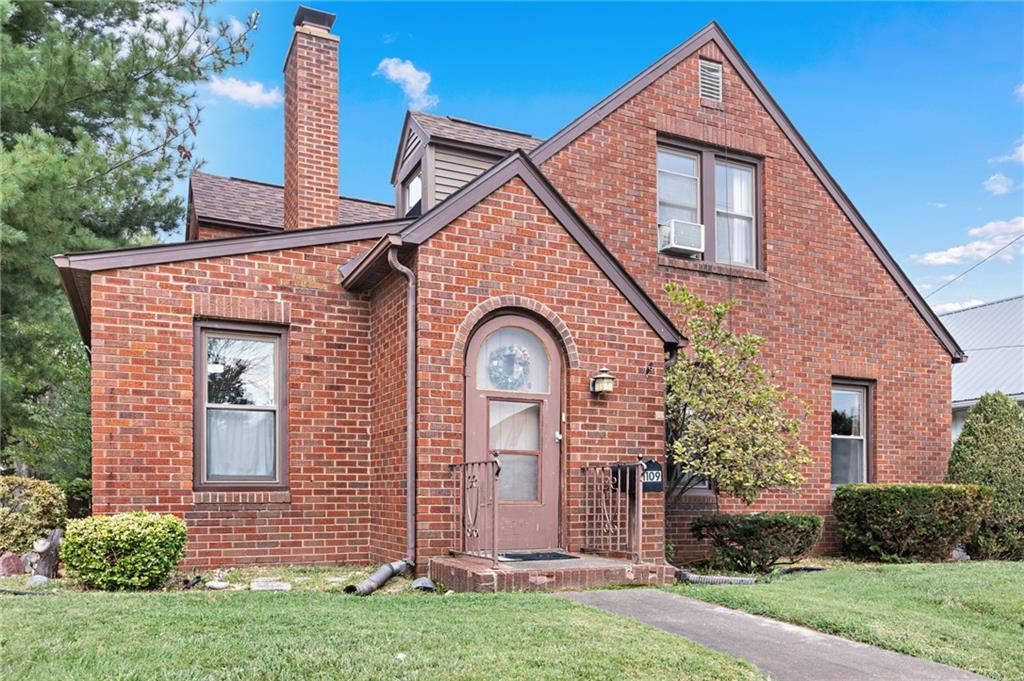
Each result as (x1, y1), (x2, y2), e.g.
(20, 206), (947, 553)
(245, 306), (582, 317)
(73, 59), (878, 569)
(498, 551), (578, 562)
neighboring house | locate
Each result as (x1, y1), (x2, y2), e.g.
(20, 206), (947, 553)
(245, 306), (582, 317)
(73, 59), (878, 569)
(941, 296), (1024, 440)
(52, 8), (963, 583)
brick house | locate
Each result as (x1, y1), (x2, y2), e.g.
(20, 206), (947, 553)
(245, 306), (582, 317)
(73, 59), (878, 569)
(53, 8), (963, 587)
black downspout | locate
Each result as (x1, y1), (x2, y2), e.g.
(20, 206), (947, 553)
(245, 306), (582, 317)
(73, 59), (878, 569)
(388, 247), (418, 567)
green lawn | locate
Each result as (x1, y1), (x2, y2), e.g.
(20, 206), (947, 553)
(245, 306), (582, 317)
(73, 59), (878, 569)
(0, 570), (764, 681)
(671, 560), (1024, 681)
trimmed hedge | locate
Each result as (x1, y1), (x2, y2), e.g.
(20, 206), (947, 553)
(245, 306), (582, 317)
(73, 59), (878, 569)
(946, 392), (1024, 559)
(0, 476), (68, 554)
(833, 483), (993, 562)
(61, 512), (187, 590)
(691, 512), (823, 573)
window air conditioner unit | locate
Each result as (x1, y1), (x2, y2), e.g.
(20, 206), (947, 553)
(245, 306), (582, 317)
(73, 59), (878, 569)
(659, 219), (704, 255)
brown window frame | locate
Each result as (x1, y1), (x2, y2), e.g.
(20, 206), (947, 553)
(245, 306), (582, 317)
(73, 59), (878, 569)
(657, 137), (763, 270)
(830, 378), (874, 487)
(193, 319), (289, 491)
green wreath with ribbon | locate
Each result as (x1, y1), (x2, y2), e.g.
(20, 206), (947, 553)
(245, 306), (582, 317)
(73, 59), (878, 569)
(488, 345), (531, 390)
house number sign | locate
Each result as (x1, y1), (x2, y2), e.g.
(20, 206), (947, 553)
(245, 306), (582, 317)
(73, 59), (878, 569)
(641, 460), (664, 493)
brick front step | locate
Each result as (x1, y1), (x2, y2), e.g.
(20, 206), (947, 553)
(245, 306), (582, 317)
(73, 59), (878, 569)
(429, 553), (676, 593)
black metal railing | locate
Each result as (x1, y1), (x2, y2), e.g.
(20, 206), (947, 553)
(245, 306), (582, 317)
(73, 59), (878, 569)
(449, 453), (501, 568)
(580, 461), (644, 563)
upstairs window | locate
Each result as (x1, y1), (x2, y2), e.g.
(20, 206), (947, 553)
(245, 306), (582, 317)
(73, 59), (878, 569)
(403, 169), (422, 217)
(657, 148), (700, 227)
(714, 161), (756, 268)
(831, 383), (869, 485)
(195, 322), (287, 489)
(699, 59), (723, 101)
(657, 141), (759, 269)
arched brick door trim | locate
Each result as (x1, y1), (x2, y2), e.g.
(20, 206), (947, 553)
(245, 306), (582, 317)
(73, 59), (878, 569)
(452, 296), (580, 369)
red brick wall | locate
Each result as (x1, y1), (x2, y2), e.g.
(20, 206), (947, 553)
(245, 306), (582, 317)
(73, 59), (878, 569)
(539, 41), (953, 554)
(414, 177), (668, 565)
(283, 25), (340, 230)
(90, 242), (378, 567)
(368, 269), (410, 563)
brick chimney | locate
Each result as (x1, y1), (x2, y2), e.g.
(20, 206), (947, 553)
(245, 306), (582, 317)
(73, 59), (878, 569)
(283, 6), (340, 230)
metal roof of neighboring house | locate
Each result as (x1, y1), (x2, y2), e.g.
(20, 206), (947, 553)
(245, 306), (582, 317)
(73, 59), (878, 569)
(189, 172), (395, 230)
(941, 296), (1024, 406)
(409, 111), (543, 153)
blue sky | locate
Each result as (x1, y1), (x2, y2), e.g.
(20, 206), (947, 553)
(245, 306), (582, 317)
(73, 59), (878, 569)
(188, 1), (1024, 313)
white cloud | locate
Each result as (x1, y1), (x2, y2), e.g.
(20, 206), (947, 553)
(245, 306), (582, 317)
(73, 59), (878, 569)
(928, 202), (947, 209)
(932, 299), (985, 314)
(991, 140), (1024, 164)
(374, 57), (439, 110)
(984, 173), (1014, 195)
(911, 216), (1024, 266)
(209, 77), (283, 107)
(228, 16), (247, 37)
(1016, 83), (1024, 101)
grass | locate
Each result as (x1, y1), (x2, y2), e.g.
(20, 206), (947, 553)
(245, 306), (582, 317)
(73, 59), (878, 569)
(0, 568), (765, 681)
(670, 560), (1024, 680)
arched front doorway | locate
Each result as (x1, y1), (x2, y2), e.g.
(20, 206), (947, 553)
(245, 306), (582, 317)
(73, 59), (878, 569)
(465, 313), (563, 550)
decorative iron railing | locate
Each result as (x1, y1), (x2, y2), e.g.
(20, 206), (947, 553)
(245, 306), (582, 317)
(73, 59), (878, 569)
(449, 453), (501, 568)
(580, 461), (644, 563)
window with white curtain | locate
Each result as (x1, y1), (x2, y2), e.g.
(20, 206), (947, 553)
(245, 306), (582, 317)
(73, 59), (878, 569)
(831, 384), (868, 485)
(404, 169), (422, 217)
(714, 161), (755, 268)
(198, 325), (284, 486)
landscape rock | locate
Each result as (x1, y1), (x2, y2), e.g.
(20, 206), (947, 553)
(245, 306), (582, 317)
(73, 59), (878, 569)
(32, 529), (64, 578)
(21, 551), (39, 573)
(951, 548), (971, 562)
(205, 580), (230, 590)
(0, 551), (26, 576)
(26, 574), (49, 588)
(250, 580), (291, 592)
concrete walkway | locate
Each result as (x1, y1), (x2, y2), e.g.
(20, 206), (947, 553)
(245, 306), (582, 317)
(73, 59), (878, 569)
(559, 589), (989, 681)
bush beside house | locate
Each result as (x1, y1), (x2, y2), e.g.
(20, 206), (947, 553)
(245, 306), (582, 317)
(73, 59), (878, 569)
(946, 392), (1024, 560)
(0, 475), (67, 554)
(61, 512), (187, 590)
(691, 512), (823, 573)
(833, 483), (992, 562)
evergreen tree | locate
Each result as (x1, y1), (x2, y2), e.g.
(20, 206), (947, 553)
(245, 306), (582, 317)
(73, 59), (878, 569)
(0, 0), (258, 509)
(947, 392), (1024, 559)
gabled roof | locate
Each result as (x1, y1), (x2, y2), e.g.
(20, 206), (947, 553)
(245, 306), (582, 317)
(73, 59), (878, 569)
(390, 110), (544, 185)
(346, 150), (683, 348)
(189, 172), (395, 233)
(410, 112), (543, 153)
(53, 216), (414, 347)
(530, 21), (965, 363)
(941, 296), (1024, 406)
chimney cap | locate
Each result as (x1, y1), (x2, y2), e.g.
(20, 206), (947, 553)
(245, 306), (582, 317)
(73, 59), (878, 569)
(293, 6), (336, 30)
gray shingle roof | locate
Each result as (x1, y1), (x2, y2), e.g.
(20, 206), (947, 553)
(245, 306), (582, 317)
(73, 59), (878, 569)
(410, 111), (543, 152)
(190, 172), (395, 229)
(940, 296), (1024, 405)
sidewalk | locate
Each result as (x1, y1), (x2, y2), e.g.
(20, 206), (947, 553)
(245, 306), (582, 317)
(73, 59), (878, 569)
(559, 589), (989, 681)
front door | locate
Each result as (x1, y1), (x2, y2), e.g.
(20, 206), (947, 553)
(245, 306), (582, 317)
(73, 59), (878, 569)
(465, 314), (561, 550)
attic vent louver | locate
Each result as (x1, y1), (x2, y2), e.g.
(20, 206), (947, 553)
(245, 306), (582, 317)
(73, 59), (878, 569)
(699, 59), (723, 101)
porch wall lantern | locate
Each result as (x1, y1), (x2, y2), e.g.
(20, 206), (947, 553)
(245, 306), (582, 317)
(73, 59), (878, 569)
(589, 367), (616, 395)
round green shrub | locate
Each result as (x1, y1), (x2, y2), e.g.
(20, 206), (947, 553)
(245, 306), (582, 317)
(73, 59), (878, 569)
(0, 475), (68, 554)
(946, 392), (1024, 559)
(691, 512), (824, 573)
(61, 512), (187, 590)
(833, 483), (993, 562)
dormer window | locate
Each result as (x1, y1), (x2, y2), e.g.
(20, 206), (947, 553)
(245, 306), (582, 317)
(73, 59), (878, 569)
(403, 169), (422, 217)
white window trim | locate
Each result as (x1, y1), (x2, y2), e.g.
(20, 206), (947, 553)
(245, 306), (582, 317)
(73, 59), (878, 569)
(830, 384), (868, 487)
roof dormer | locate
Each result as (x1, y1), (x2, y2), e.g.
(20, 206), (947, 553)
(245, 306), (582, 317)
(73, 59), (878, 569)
(391, 111), (543, 216)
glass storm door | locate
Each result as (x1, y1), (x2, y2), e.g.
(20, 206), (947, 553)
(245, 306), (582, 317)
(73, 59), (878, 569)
(465, 315), (562, 550)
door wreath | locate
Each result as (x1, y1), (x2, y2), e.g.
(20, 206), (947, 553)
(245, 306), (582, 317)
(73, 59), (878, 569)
(488, 345), (531, 390)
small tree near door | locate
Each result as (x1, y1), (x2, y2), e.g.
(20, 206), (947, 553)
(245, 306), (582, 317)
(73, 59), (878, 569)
(664, 284), (810, 506)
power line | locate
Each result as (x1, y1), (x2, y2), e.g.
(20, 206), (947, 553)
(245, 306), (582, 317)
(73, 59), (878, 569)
(925, 233), (1024, 299)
